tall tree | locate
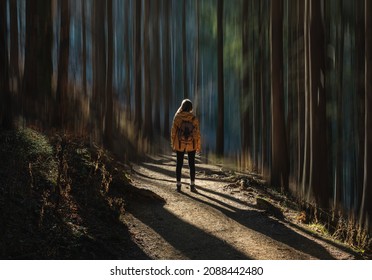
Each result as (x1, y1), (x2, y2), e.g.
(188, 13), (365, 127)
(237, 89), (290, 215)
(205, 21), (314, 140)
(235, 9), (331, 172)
(92, 0), (106, 135)
(309, 0), (329, 207)
(0, 0), (12, 128)
(270, 0), (289, 191)
(56, 0), (71, 127)
(134, 0), (142, 129)
(360, 0), (372, 230)
(124, 0), (131, 117)
(355, 0), (365, 215)
(23, 0), (53, 119)
(143, 0), (153, 139)
(216, 0), (224, 156)
(104, 0), (114, 149)
(182, 0), (188, 98)
(152, 0), (161, 132)
(82, 0), (87, 96)
(9, 0), (20, 93)
(163, 0), (171, 138)
(241, 0), (251, 167)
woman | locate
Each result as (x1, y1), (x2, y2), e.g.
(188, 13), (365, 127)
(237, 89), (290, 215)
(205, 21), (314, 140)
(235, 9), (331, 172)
(171, 99), (201, 192)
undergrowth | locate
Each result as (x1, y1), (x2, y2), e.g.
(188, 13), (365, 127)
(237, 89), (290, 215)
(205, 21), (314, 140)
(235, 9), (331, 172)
(0, 127), (148, 259)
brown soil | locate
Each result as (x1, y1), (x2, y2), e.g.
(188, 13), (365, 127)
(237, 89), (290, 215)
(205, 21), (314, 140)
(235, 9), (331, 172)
(123, 154), (359, 260)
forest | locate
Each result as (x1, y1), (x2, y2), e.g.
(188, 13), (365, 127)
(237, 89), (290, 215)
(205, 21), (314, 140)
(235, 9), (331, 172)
(0, 0), (372, 257)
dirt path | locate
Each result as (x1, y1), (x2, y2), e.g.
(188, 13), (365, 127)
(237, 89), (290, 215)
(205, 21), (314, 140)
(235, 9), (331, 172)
(122, 154), (358, 260)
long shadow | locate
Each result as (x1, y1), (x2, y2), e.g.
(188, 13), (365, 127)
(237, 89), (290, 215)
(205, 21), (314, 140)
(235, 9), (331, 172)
(66, 149), (150, 260)
(182, 191), (353, 259)
(125, 198), (251, 260)
(139, 157), (360, 259)
(196, 186), (359, 258)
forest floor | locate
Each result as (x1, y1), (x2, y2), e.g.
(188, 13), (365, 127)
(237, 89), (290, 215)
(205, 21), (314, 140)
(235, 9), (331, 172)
(0, 128), (368, 259)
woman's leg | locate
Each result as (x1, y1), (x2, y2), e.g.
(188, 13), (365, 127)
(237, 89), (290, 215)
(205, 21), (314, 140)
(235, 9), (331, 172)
(176, 151), (185, 187)
(188, 151), (196, 187)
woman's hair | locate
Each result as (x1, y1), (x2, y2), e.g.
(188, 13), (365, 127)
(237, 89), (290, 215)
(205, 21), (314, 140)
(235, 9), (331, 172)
(178, 99), (193, 113)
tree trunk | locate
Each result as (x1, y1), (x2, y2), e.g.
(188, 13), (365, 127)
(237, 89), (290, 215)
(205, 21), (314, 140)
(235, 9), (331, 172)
(334, 0), (345, 209)
(104, 0), (114, 149)
(0, 0), (12, 129)
(124, 0), (131, 117)
(92, 0), (106, 136)
(182, 0), (188, 98)
(163, 0), (171, 138)
(56, 0), (71, 127)
(360, 0), (372, 231)
(302, 0), (311, 197)
(82, 0), (87, 96)
(134, 0), (142, 129)
(309, 0), (329, 208)
(152, 0), (161, 133)
(216, 0), (224, 156)
(23, 0), (53, 120)
(241, 0), (250, 168)
(9, 0), (20, 94)
(270, 0), (289, 191)
(143, 0), (153, 140)
(355, 0), (365, 216)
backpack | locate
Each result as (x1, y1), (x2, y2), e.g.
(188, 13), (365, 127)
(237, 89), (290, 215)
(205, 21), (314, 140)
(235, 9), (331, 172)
(177, 119), (195, 149)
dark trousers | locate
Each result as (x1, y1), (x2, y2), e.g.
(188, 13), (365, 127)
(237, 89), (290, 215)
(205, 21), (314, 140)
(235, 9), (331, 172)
(176, 151), (196, 183)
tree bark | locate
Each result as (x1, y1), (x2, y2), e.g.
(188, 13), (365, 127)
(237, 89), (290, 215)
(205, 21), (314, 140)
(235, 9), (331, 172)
(23, 0), (53, 120)
(270, 0), (289, 191)
(92, 0), (106, 135)
(163, 0), (171, 138)
(152, 0), (161, 133)
(360, 0), (372, 231)
(216, 0), (224, 156)
(143, 0), (153, 140)
(182, 0), (188, 98)
(104, 0), (114, 149)
(134, 0), (142, 129)
(82, 0), (87, 96)
(56, 0), (71, 127)
(309, 0), (329, 208)
(9, 0), (20, 93)
(0, 0), (12, 129)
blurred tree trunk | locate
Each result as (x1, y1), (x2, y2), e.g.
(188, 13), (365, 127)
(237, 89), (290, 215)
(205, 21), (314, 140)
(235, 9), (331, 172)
(360, 0), (372, 230)
(270, 0), (289, 191)
(241, 0), (251, 168)
(23, 0), (53, 120)
(104, 0), (114, 149)
(194, 0), (200, 112)
(302, 0), (311, 196)
(143, 0), (153, 140)
(92, 0), (106, 136)
(216, 0), (224, 156)
(355, 0), (365, 215)
(182, 0), (188, 98)
(56, 0), (71, 127)
(134, 0), (142, 129)
(335, 0), (345, 208)
(296, 0), (305, 193)
(309, 0), (329, 207)
(9, 0), (20, 94)
(82, 0), (87, 96)
(163, 0), (171, 138)
(124, 0), (131, 117)
(152, 0), (161, 133)
(0, 0), (12, 129)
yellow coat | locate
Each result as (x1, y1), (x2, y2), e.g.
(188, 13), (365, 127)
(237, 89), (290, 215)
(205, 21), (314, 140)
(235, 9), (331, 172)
(171, 111), (201, 152)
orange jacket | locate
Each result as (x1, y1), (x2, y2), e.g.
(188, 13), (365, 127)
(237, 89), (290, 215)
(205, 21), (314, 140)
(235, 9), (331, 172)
(171, 111), (201, 152)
